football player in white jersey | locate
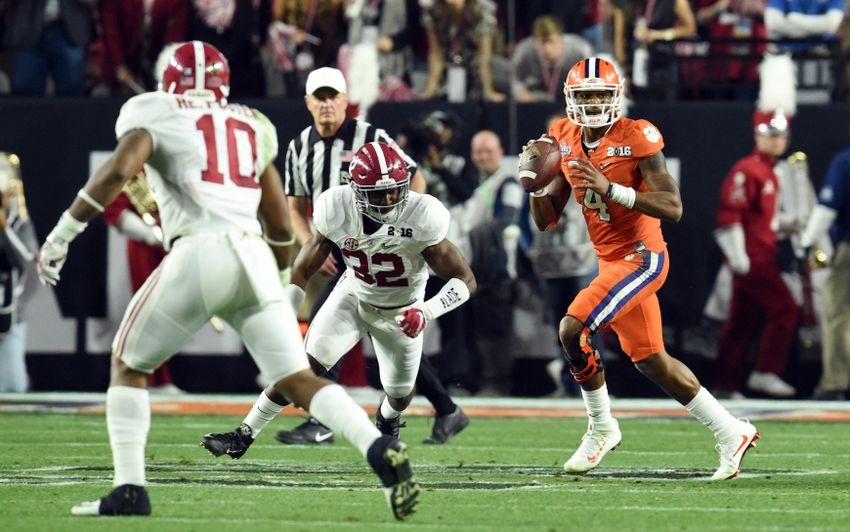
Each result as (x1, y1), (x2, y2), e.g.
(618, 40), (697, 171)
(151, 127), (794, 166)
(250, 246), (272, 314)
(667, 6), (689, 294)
(201, 141), (476, 452)
(36, 42), (419, 520)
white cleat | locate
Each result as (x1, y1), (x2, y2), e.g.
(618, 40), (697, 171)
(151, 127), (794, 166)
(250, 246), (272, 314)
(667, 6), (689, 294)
(563, 418), (622, 474)
(711, 420), (760, 480)
(71, 499), (101, 516)
(746, 371), (796, 398)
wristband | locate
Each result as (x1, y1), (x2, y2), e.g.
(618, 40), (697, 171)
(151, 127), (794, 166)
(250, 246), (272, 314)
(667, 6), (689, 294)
(421, 277), (471, 321)
(530, 188), (548, 198)
(47, 211), (88, 244)
(285, 283), (306, 311)
(606, 182), (636, 209)
(76, 189), (105, 213)
(264, 234), (296, 247)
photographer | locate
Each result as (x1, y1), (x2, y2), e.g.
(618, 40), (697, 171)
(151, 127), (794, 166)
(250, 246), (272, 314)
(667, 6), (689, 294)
(398, 110), (478, 208)
(0, 153), (37, 393)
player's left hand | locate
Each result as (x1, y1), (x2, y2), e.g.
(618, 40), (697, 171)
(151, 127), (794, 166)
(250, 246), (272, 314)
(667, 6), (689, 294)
(37, 239), (69, 286)
(567, 158), (610, 196)
(395, 308), (426, 338)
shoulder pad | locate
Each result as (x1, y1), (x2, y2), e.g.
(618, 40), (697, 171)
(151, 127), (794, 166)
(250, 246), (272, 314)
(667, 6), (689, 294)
(115, 92), (174, 140)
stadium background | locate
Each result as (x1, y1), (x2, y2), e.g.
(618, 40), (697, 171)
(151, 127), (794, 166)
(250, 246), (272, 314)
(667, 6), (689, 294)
(4, 98), (848, 395)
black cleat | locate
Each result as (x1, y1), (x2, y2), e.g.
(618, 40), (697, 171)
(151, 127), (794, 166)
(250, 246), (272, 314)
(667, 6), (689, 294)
(71, 484), (151, 516)
(201, 423), (255, 459)
(367, 435), (420, 520)
(274, 417), (334, 445)
(376, 405), (406, 439)
(423, 406), (469, 444)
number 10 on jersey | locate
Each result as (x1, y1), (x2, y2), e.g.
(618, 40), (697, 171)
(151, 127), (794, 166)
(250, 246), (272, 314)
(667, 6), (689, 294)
(196, 115), (260, 189)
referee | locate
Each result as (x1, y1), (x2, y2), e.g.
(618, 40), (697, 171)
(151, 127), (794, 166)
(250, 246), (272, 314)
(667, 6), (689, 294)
(275, 67), (470, 445)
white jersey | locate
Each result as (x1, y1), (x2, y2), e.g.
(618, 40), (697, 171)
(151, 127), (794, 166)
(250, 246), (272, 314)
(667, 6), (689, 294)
(313, 186), (450, 308)
(115, 92), (278, 246)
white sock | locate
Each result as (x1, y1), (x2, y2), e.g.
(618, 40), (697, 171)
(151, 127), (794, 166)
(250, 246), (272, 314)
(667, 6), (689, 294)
(379, 396), (402, 420)
(243, 392), (285, 437)
(685, 387), (740, 439)
(106, 386), (150, 487)
(581, 383), (614, 424)
(307, 384), (381, 456)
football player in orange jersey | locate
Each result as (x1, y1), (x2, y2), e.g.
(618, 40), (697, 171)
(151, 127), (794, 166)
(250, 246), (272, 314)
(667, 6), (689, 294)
(528, 57), (758, 480)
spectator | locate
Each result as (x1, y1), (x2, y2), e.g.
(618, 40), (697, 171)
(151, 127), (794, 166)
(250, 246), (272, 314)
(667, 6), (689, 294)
(340, 0), (414, 107)
(800, 143), (850, 400)
(630, 0), (697, 100)
(190, 0), (271, 98)
(271, 0), (346, 97)
(98, 0), (189, 95)
(689, 0), (766, 100)
(6, 0), (96, 96)
(456, 130), (523, 394)
(712, 109), (798, 398)
(512, 15), (594, 103)
(0, 153), (37, 393)
(420, 0), (506, 102)
(764, 0), (843, 47)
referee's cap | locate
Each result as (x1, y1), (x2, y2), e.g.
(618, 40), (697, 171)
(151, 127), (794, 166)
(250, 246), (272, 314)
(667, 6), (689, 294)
(306, 67), (347, 95)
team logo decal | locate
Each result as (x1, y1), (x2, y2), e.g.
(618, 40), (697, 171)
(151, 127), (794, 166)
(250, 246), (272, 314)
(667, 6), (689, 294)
(643, 125), (661, 143)
(343, 237), (359, 251)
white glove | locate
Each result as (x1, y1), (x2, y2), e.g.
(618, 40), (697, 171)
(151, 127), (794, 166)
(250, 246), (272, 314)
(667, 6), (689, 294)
(36, 211), (89, 286)
(727, 254), (751, 275)
(37, 238), (69, 286)
(714, 224), (750, 275)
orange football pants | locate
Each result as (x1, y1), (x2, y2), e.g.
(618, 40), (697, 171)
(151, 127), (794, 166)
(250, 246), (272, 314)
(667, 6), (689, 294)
(566, 247), (669, 362)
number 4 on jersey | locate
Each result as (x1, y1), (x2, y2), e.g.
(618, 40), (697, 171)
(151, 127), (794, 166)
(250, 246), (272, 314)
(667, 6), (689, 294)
(196, 115), (259, 189)
(584, 190), (611, 222)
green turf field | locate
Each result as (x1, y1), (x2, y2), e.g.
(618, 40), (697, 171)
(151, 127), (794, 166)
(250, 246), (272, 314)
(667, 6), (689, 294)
(1, 412), (849, 531)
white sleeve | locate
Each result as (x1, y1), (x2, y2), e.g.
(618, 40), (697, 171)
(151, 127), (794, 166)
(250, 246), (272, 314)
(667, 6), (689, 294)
(253, 110), (279, 175)
(764, 8), (810, 38)
(312, 189), (333, 238)
(800, 204), (838, 248)
(787, 10), (843, 36)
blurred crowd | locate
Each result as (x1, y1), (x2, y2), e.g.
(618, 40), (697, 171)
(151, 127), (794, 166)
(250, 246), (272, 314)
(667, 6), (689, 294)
(0, 1), (846, 102)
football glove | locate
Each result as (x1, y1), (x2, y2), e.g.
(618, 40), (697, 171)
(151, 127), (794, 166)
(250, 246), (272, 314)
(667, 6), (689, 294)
(396, 307), (426, 338)
(37, 238), (69, 286)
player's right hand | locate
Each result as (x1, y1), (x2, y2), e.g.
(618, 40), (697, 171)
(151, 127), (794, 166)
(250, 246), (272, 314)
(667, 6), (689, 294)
(396, 308), (426, 338)
(319, 254), (338, 277)
(37, 239), (69, 286)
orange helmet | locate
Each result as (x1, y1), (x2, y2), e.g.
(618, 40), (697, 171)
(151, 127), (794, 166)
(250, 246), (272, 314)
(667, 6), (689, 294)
(564, 57), (624, 128)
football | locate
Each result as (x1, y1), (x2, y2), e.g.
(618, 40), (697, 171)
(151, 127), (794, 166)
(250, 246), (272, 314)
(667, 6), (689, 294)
(517, 135), (562, 193)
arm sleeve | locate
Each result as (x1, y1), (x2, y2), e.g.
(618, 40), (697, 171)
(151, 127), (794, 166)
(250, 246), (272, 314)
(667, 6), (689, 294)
(787, 9), (843, 36)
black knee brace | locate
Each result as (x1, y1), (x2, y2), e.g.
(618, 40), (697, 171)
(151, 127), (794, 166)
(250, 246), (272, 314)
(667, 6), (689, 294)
(566, 327), (605, 383)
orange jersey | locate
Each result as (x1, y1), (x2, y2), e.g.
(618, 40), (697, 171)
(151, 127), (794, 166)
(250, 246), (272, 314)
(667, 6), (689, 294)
(548, 117), (667, 261)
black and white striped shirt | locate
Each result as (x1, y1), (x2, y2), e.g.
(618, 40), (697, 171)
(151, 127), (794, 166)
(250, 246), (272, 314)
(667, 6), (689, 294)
(283, 116), (416, 204)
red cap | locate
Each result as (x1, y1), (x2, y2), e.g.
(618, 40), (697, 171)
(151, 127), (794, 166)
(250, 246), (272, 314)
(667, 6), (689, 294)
(753, 109), (790, 136)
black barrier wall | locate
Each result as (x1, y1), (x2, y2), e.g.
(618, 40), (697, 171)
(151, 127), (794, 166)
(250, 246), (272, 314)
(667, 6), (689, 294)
(4, 98), (848, 392)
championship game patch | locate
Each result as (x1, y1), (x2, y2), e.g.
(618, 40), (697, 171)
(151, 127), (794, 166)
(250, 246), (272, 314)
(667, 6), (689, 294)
(560, 144), (572, 156)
